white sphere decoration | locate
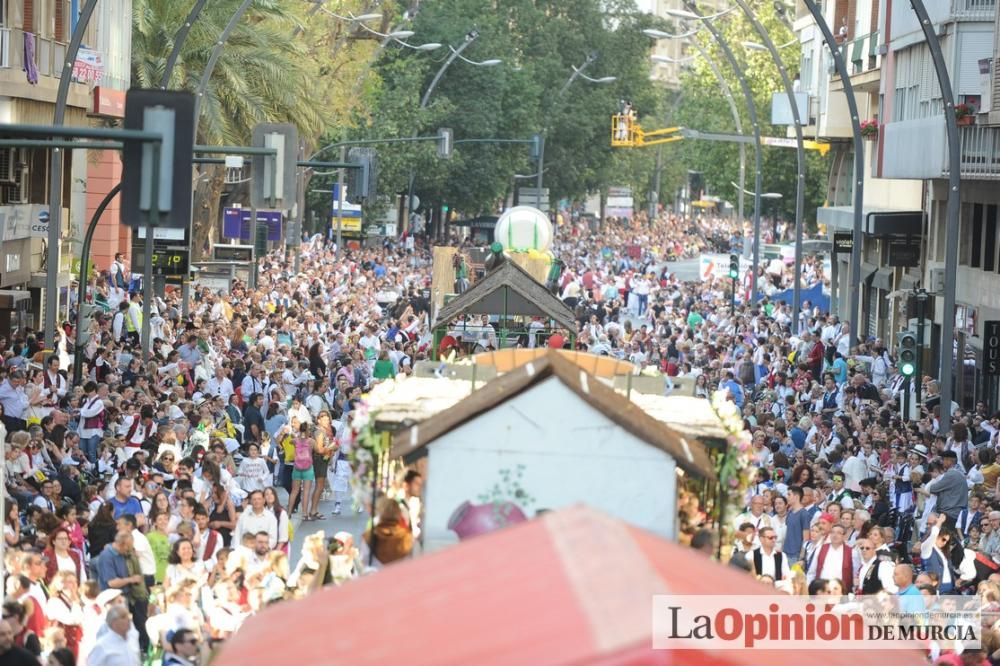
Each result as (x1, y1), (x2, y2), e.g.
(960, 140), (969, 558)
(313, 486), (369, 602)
(495, 206), (553, 252)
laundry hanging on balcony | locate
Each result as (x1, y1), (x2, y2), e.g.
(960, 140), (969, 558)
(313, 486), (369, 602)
(23, 32), (38, 85)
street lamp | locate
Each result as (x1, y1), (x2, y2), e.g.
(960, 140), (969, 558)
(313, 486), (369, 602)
(406, 30), (504, 237)
(665, 7), (739, 20)
(731, 0), (806, 332)
(665, 8), (764, 299)
(742, 39), (797, 50)
(777, 1), (865, 369)
(645, 28), (748, 222)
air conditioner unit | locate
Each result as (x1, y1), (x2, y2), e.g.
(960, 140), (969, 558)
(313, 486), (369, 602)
(928, 267), (945, 293)
(1, 165), (28, 205)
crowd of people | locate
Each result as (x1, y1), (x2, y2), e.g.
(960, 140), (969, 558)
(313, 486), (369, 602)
(0, 203), (985, 664)
(0, 238), (431, 665)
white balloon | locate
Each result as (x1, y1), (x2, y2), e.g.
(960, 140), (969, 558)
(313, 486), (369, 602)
(495, 206), (553, 252)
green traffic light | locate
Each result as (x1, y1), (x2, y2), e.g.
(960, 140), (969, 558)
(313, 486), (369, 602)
(900, 362), (916, 376)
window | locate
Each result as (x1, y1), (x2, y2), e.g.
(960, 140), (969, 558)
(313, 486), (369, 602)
(972, 203), (983, 268)
(988, 204), (999, 273)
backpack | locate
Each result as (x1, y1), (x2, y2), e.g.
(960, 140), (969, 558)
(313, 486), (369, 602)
(293, 438), (313, 470)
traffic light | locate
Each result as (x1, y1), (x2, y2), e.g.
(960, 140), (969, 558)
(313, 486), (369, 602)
(437, 127), (453, 159)
(347, 147), (378, 202)
(121, 89), (195, 229)
(728, 254), (739, 279)
(897, 331), (918, 377)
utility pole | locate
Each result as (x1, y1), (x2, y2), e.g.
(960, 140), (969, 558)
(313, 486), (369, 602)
(336, 145), (346, 258)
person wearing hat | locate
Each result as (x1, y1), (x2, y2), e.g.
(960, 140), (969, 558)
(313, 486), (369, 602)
(920, 450), (969, 529)
(889, 447), (914, 512)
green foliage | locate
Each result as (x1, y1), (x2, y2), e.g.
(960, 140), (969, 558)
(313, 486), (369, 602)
(354, 0), (662, 215)
(670, 2), (828, 226)
(131, 0), (329, 146)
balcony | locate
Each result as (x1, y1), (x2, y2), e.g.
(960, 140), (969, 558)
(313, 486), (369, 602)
(883, 117), (1000, 180)
(947, 125), (1000, 179)
(951, 0), (997, 20)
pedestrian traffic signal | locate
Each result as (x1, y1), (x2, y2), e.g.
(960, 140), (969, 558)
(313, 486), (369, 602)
(897, 331), (918, 377)
(728, 254), (739, 279)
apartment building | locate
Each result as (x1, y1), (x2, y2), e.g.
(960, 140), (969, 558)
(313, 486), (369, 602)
(876, 0), (997, 408)
(0, 0), (131, 329)
(793, 0), (923, 345)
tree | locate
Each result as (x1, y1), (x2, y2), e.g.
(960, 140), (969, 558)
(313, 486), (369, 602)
(669, 3), (828, 228)
(131, 0), (355, 258)
(352, 0), (661, 222)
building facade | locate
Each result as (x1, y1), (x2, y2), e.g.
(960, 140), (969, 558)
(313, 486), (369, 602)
(794, 0), (925, 347)
(876, 0), (997, 408)
(0, 0), (131, 331)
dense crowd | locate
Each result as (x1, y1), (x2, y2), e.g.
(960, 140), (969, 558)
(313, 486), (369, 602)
(3, 204), (977, 664)
(0, 238), (431, 665)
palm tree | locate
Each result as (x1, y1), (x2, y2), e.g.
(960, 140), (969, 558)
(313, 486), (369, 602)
(131, 0), (329, 258)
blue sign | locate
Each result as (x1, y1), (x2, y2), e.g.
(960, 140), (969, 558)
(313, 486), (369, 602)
(222, 208), (282, 241)
(330, 184), (362, 217)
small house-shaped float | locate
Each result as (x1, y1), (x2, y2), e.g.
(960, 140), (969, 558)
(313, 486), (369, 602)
(390, 352), (715, 551)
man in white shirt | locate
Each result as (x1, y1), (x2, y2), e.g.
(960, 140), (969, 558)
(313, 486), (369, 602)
(205, 366), (234, 402)
(746, 526), (790, 581)
(88, 605), (141, 666)
(807, 524), (854, 587)
(240, 366), (266, 400)
(118, 514), (156, 583)
(855, 538), (898, 595)
(232, 490), (278, 548)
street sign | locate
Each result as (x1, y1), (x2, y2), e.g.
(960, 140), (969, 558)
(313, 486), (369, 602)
(517, 187), (549, 212)
(222, 208), (282, 241)
(121, 89), (195, 229)
(251, 123), (298, 209)
(213, 245), (254, 262)
(150, 246), (189, 275)
(833, 232), (853, 254)
(985, 320), (1000, 376)
(886, 237), (921, 267)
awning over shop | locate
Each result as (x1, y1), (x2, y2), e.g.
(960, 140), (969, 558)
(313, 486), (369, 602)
(861, 261), (878, 282)
(872, 267), (893, 290)
(819, 205), (915, 233)
(899, 271), (920, 290)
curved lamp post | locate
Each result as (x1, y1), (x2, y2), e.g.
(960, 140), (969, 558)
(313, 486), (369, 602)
(537, 52), (617, 221)
(668, 6), (764, 300)
(645, 29), (747, 222)
(910, 0), (960, 427)
(732, 0), (806, 332)
(45, 0), (100, 350)
(782, 2), (865, 360)
(406, 30), (502, 238)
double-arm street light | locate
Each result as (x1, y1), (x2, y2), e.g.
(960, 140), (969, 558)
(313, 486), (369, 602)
(666, 6), (764, 300)
(535, 52), (617, 218)
(729, 0), (806, 332)
(405, 30), (503, 238)
(645, 28), (747, 222)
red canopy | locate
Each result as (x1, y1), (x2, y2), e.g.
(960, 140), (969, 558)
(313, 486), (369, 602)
(215, 505), (924, 666)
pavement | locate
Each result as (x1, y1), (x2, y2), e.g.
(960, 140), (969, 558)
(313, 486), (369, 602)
(286, 490), (368, 568)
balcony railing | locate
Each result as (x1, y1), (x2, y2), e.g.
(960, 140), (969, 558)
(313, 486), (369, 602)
(951, 0), (997, 20)
(953, 125), (1000, 179)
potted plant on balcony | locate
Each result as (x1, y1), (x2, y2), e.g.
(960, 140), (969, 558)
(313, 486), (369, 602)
(860, 119), (879, 140)
(955, 103), (976, 126)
